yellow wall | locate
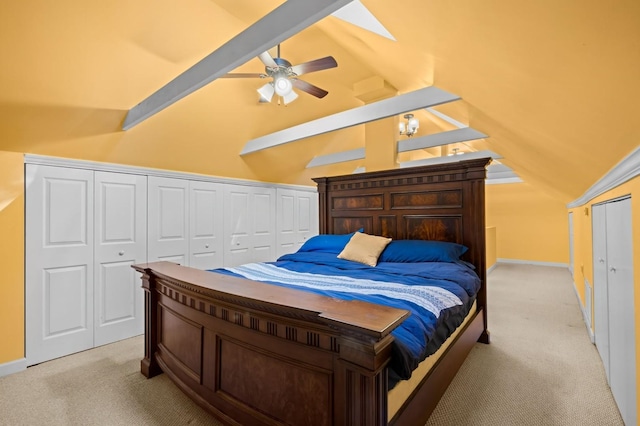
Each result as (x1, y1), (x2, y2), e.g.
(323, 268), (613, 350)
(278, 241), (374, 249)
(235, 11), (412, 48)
(569, 175), (640, 421)
(0, 151), (25, 364)
(486, 226), (497, 270)
(570, 175), (640, 308)
(486, 182), (569, 264)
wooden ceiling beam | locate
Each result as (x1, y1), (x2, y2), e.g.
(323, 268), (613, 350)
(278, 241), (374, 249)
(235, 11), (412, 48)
(241, 86), (460, 155)
(122, 0), (353, 130)
(397, 127), (487, 153)
(398, 149), (502, 168)
(306, 148), (365, 168)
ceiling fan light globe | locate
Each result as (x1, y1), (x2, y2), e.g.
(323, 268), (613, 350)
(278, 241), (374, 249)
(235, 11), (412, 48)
(282, 90), (299, 105)
(274, 77), (293, 96)
(408, 117), (420, 132)
(257, 83), (275, 102)
(398, 122), (406, 134)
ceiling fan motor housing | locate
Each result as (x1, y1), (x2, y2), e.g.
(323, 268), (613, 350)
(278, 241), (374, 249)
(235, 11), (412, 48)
(268, 57), (294, 78)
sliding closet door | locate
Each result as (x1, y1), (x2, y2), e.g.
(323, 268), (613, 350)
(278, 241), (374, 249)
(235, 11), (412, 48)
(605, 198), (636, 426)
(94, 172), (147, 346)
(26, 165), (95, 365)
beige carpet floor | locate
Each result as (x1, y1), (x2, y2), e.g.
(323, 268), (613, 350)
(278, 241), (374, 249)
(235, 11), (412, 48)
(426, 264), (623, 426)
(0, 264), (624, 425)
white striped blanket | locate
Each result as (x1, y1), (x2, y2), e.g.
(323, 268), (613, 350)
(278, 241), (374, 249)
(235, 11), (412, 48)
(223, 263), (462, 318)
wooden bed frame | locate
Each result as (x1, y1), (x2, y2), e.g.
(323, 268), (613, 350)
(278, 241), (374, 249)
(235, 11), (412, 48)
(133, 157), (491, 425)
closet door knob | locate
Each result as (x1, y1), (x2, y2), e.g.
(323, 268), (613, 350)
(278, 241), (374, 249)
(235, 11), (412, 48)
(118, 251), (125, 256)
(598, 258), (605, 263)
(205, 244), (210, 248)
(609, 266), (617, 272)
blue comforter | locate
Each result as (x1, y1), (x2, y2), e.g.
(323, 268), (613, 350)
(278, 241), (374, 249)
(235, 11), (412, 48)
(210, 252), (480, 388)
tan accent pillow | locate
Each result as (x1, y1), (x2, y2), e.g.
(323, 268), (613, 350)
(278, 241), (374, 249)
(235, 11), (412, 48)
(337, 232), (392, 267)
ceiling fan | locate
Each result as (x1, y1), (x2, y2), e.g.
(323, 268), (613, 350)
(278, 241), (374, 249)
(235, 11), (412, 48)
(221, 45), (337, 105)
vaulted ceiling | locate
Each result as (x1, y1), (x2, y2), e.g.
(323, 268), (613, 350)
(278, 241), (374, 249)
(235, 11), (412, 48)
(1, 0), (639, 203)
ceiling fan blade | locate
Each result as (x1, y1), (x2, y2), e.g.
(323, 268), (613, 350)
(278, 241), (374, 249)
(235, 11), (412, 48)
(258, 51), (278, 69)
(290, 56), (337, 76)
(291, 79), (329, 99)
(220, 73), (266, 78)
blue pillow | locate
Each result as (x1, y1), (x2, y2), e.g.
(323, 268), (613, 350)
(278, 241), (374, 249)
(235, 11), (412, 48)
(298, 229), (363, 254)
(378, 240), (468, 263)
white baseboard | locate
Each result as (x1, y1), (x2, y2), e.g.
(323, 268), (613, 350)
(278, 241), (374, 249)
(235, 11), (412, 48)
(487, 263), (497, 274)
(0, 358), (27, 378)
(572, 281), (595, 343)
(497, 258), (569, 268)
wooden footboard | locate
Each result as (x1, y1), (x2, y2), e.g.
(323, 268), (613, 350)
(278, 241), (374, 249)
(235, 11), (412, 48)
(134, 261), (410, 426)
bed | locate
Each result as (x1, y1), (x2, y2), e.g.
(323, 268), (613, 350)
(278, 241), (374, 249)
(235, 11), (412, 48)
(132, 157), (491, 425)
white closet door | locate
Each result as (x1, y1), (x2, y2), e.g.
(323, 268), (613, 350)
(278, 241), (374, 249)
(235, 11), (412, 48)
(296, 190), (319, 249)
(276, 189), (319, 258)
(224, 185), (276, 266)
(252, 187), (276, 263)
(225, 185), (252, 266)
(148, 176), (189, 265)
(276, 189), (297, 258)
(26, 165), (95, 365)
(189, 180), (224, 270)
(592, 203), (609, 381)
(94, 172), (147, 346)
(605, 198), (636, 426)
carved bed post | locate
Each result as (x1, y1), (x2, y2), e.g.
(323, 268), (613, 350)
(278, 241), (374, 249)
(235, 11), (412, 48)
(315, 177), (329, 234)
(135, 266), (162, 378)
(333, 334), (395, 425)
(472, 176), (490, 344)
(462, 163), (490, 344)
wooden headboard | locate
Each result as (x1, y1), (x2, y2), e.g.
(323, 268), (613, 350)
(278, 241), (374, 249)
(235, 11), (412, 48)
(312, 158), (489, 271)
(313, 157), (490, 338)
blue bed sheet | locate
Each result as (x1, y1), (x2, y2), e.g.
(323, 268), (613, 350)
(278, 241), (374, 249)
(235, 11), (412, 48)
(209, 251), (481, 388)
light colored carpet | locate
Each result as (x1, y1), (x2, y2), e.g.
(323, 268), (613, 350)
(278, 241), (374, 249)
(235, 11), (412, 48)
(426, 264), (623, 426)
(0, 264), (624, 425)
